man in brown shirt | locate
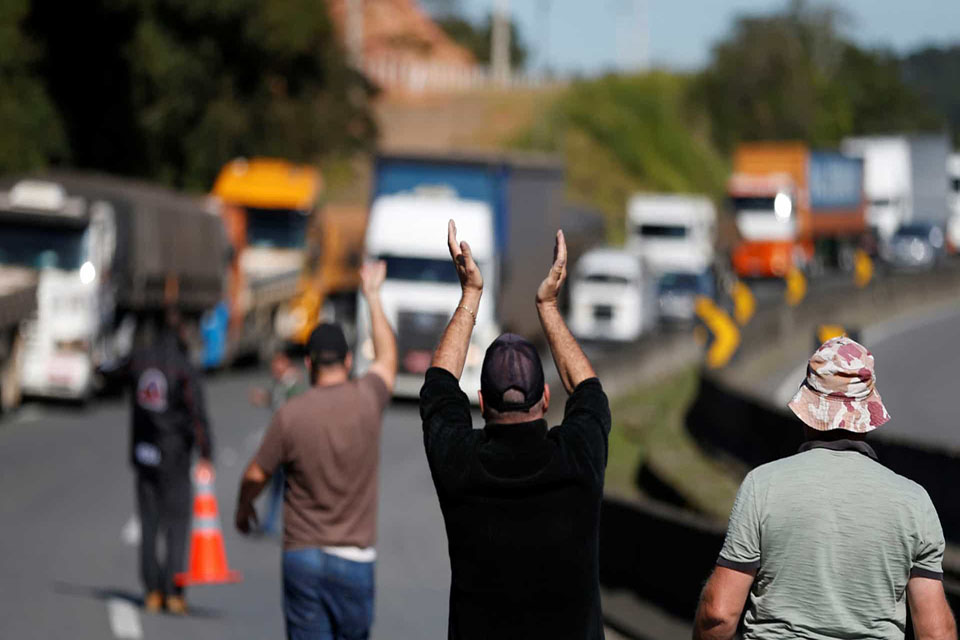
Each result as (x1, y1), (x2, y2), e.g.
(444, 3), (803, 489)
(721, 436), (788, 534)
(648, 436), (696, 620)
(235, 261), (396, 640)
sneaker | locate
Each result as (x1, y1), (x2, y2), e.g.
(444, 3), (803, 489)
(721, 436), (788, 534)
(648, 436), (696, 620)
(165, 595), (187, 616)
(144, 591), (163, 613)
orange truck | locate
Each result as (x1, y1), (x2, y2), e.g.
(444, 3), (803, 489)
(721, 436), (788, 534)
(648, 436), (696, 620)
(730, 142), (866, 278)
(204, 158), (366, 365)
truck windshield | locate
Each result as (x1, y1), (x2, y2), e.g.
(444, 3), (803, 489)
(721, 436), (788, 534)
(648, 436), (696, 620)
(731, 196), (776, 211)
(659, 272), (703, 293)
(581, 273), (631, 285)
(380, 255), (460, 284)
(637, 224), (687, 238)
(0, 222), (87, 270)
(245, 207), (309, 249)
(895, 224), (934, 239)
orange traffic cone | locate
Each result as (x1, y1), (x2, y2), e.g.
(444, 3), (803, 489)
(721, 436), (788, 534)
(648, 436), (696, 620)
(175, 465), (242, 587)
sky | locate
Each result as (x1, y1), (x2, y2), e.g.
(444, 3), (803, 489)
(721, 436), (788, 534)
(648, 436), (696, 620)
(443, 0), (960, 73)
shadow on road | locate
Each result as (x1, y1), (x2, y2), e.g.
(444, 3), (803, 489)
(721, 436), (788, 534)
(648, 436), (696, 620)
(52, 581), (224, 619)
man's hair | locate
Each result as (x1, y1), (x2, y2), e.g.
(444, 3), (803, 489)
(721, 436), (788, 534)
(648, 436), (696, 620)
(308, 351), (350, 385)
(483, 388), (544, 423)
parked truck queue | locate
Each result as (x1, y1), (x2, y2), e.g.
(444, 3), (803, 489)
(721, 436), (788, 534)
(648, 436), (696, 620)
(2, 135), (958, 409)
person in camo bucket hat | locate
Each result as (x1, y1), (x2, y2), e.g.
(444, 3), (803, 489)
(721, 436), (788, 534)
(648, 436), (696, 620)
(694, 335), (956, 640)
(788, 336), (890, 433)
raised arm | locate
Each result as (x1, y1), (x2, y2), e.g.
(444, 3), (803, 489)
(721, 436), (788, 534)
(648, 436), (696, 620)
(536, 230), (596, 394)
(431, 220), (483, 379)
(361, 260), (397, 393)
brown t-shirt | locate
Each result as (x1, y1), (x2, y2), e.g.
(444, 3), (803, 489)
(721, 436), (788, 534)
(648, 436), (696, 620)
(254, 373), (390, 550)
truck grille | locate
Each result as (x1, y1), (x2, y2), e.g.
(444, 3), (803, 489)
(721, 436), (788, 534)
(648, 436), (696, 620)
(396, 310), (448, 375)
(593, 304), (614, 321)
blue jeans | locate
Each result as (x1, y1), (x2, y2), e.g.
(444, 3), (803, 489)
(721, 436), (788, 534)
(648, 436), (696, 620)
(282, 549), (375, 640)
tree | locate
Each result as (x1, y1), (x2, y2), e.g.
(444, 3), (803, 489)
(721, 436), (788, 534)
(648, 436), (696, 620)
(693, 0), (940, 152)
(902, 46), (960, 146)
(25, 0), (377, 189)
(436, 13), (528, 69)
(0, 0), (65, 173)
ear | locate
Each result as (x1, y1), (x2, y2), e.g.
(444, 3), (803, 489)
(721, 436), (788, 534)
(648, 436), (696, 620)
(344, 352), (354, 373)
(477, 390), (486, 415)
(542, 383), (551, 414)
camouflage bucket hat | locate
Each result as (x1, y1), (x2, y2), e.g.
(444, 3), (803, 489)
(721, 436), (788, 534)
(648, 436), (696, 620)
(788, 337), (890, 433)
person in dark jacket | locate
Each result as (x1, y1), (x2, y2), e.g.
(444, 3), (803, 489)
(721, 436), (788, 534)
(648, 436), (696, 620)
(420, 222), (611, 639)
(129, 309), (213, 615)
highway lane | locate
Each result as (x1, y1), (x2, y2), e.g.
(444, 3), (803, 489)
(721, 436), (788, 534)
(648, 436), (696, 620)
(866, 304), (960, 450)
(0, 366), (451, 639)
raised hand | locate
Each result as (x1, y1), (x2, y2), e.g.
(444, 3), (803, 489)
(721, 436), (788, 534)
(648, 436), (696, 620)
(447, 220), (483, 294)
(536, 230), (567, 307)
(360, 260), (387, 298)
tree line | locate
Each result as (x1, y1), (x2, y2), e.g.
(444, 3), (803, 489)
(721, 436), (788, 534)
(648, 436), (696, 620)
(2, 0), (376, 190)
(0, 0), (957, 193)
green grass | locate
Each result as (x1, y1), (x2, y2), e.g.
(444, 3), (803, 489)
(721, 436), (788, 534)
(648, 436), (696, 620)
(606, 367), (742, 521)
(513, 72), (729, 244)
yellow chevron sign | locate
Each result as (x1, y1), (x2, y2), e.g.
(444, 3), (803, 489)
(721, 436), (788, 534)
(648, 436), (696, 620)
(695, 296), (741, 369)
(731, 279), (756, 326)
(784, 267), (807, 307)
(854, 249), (873, 288)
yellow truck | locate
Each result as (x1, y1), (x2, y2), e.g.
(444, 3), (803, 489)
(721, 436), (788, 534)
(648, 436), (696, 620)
(204, 158), (366, 366)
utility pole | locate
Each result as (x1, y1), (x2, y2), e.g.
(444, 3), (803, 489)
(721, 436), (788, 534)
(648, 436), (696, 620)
(491, 0), (511, 87)
(346, 0), (364, 70)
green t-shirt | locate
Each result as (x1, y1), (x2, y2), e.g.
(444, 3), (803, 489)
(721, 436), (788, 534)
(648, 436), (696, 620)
(719, 440), (945, 640)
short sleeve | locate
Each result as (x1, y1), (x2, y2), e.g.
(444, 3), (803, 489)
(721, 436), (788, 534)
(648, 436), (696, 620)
(911, 491), (945, 580)
(254, 411), (286, 476)
(361, 371), (391, 413)
(718, 472), (762, 572)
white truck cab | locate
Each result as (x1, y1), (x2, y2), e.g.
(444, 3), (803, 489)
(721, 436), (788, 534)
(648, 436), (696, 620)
(569, 248), (657, 342)
(356, 192), (498, 401)
(841, 137), (912, 241)
(626, 193), (716, 274)
(0, 180), (109, 401)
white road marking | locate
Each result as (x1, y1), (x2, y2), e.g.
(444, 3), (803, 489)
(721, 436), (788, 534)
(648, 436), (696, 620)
(771, 303), (960, 408)
(774, 362), (806, 408)
(121, 515), (141, 547)
(861, 302), (960, 347)
(107, 598), (143, 639)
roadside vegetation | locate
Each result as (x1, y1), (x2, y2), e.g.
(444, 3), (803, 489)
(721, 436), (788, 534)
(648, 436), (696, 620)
(605, 367), (742, 521)
(512, 0), (956, 243)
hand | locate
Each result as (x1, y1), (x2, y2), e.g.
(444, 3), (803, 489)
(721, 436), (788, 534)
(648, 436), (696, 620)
(536, 230), (567, 307)
(360, 260), (387, 298)
(235, 501), (259, 535)
(447, 220), (483, 294)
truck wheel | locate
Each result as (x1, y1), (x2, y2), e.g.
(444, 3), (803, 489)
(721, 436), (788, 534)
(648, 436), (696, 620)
(1, 331), (24, 413)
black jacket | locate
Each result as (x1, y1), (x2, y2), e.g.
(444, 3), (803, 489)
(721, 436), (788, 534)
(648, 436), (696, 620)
(129, 331), (212, 473)
(420, 367), (611, 640)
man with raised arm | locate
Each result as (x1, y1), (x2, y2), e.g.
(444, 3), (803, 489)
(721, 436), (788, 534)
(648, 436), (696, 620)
(235, 261), (396, 640)
(420, 221), (611, 640)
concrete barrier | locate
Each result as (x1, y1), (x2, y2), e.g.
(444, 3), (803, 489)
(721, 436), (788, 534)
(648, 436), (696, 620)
(688, 374), (960, 544)
(600, 493), (724, 620)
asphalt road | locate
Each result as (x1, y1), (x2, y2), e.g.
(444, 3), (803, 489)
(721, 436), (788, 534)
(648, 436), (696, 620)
(866, 304), (960, 450)
(0, 367), (453, 639)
